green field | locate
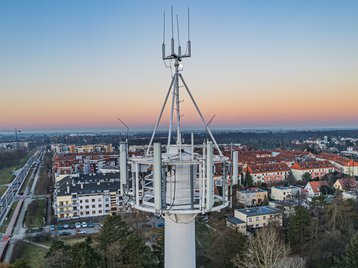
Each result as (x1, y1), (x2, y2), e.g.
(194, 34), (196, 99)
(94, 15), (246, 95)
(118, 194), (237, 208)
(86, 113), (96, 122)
(17, 243), (47, 268)
(0, 150), (35, 185)
(0, 201), (19, 233)
(25, 200), (46, 228)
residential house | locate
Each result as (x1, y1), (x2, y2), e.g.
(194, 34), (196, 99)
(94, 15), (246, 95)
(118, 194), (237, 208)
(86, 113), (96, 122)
(304, 181), (329, 197)
(271, 186), (301, 200)
(333, 178), (357, 191)
(234, 206), (282, 230)
(237, 188), (268, 206)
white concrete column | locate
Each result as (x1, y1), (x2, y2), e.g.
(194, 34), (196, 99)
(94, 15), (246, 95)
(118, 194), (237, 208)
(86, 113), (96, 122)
(164, 213), (196, 268)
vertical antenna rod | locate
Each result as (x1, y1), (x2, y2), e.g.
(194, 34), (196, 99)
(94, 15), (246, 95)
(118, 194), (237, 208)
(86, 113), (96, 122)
(162, 11), (166, 59)
(176, 15), (181, 56)
(171, 6), (174, 55)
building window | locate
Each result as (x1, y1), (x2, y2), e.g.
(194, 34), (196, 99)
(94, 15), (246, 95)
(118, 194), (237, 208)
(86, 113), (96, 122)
(105, 204), (109, 207)
(263, 216), (266, 220)
(92, 205), (95, 208)
(80, 200), (83, 203)
(59, 202), (63, 206)
(98, 204), (102, 208)
(256, 224), (259, 227)
(256, 217), (259, 221)
(99, 210), (102, 213)
(98, 198), (101, 202)
(249, 218), (252, 222)
(92, 199), (95, 202)
(86, 211), (89, 215)
(85, 205), (89, 209)
(92, 211), (96, 214)
(85, 199), (89, 203)
(80, 206), (83, 209)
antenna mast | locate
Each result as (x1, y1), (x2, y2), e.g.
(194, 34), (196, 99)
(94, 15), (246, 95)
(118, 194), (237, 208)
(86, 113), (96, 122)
(147, 6), (221, 156)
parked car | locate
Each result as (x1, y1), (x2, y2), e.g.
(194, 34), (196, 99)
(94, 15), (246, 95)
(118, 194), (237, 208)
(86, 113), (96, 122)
(75, 222), (81, 229)
(50, 225), (55, 231)
(59, 231), (71, 236)
(69, 224), (76, 229)
(57, 224), (63, 230)
(81, 222), (88, 228)
(87, 222), (94, 228)
(63, 224), (69, 229)
(76, 230), (87, 235)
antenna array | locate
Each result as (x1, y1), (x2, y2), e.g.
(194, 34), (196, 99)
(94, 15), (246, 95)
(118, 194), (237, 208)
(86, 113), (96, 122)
(162, 6), (191, 61)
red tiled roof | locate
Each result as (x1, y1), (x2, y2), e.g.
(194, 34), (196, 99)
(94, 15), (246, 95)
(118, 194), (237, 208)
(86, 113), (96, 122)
(307, 181), (329, 193)
(245, 163), (290, 174)
(291, 160), (334, 170)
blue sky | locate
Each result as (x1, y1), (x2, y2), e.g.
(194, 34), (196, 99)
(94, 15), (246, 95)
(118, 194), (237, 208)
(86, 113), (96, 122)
(0, 0), (357, 131)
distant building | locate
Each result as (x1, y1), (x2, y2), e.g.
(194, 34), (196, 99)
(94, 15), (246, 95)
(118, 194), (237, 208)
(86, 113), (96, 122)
(333, 178), (357, 191)
(271, 186), (301, 200)
(244, 163), (290, 184)
(269, 199), (306, 216)
(291, 161), (334, 180)
(304, 181), (329, 197)
(342, 191), (358, 200)
(53, 173), (121, 220)
(237, 188), (268, 206)
(316, 152), (358, 177)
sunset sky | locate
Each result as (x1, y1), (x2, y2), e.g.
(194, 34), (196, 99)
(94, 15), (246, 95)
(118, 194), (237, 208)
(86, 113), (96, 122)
(1, 0), (357, 132)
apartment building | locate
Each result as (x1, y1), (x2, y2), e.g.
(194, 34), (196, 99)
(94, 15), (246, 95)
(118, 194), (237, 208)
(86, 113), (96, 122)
(291, 160), (334, 181)
(53, 173), (121, 220)
(245, 163), (290, 184)
(271, 186), (301, 200)
(237, 188), (268, 206)
(317, 153), (358, 177)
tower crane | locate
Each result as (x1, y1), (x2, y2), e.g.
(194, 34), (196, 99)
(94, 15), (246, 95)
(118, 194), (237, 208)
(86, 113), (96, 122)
(0, 128), (21, 149)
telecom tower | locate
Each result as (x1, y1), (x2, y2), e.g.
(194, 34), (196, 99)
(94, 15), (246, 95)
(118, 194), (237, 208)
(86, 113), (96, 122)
(121, 7), (230, 268)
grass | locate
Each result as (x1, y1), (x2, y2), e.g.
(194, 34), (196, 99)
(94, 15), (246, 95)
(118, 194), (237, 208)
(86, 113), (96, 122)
(0, 149), (35, 185)
(0, 201), (19, 233)
(0, 186), (8, 197)
(25, 200), (46, 228)
(18, 242), (47, 268)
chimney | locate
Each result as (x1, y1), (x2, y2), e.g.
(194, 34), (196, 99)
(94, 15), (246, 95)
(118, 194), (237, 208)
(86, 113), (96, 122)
(66, 182), (70, 193)
(80, 182), (84, 189)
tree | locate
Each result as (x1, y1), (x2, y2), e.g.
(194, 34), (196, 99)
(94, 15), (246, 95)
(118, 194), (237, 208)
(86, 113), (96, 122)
(302, 172), (312, 181)
(287, 206), (311, 253)
(245, 171), (254, 187)
(45, 240), (73, 268)
(97, 215), (157, 267)
(285, 171), (297, 185)
(9, 259), (30, 268)
(70, 237), (101, 268)
(335, 233), (358, 267)
(232, 226), (291, 268)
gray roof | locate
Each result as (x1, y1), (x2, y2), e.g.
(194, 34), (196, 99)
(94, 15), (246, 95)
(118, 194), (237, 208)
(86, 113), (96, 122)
(236, 206), (281, 217)
(227, 216), (245, 225)
(56, 172), (120, 196)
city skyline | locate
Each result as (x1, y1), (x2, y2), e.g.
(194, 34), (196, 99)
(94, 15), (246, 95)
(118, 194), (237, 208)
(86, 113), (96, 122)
(1, 0), (358, 131)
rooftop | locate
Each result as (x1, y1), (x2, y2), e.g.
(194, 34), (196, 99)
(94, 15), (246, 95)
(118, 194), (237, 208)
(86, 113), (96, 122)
(56, 172), (120, 196)
(227, 216), (246, 225)
(236, 206), (281, 217)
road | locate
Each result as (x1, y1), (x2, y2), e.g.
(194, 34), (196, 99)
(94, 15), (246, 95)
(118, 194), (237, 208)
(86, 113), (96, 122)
(0, 148), (44, 262)
(0, 148), (43, 226)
